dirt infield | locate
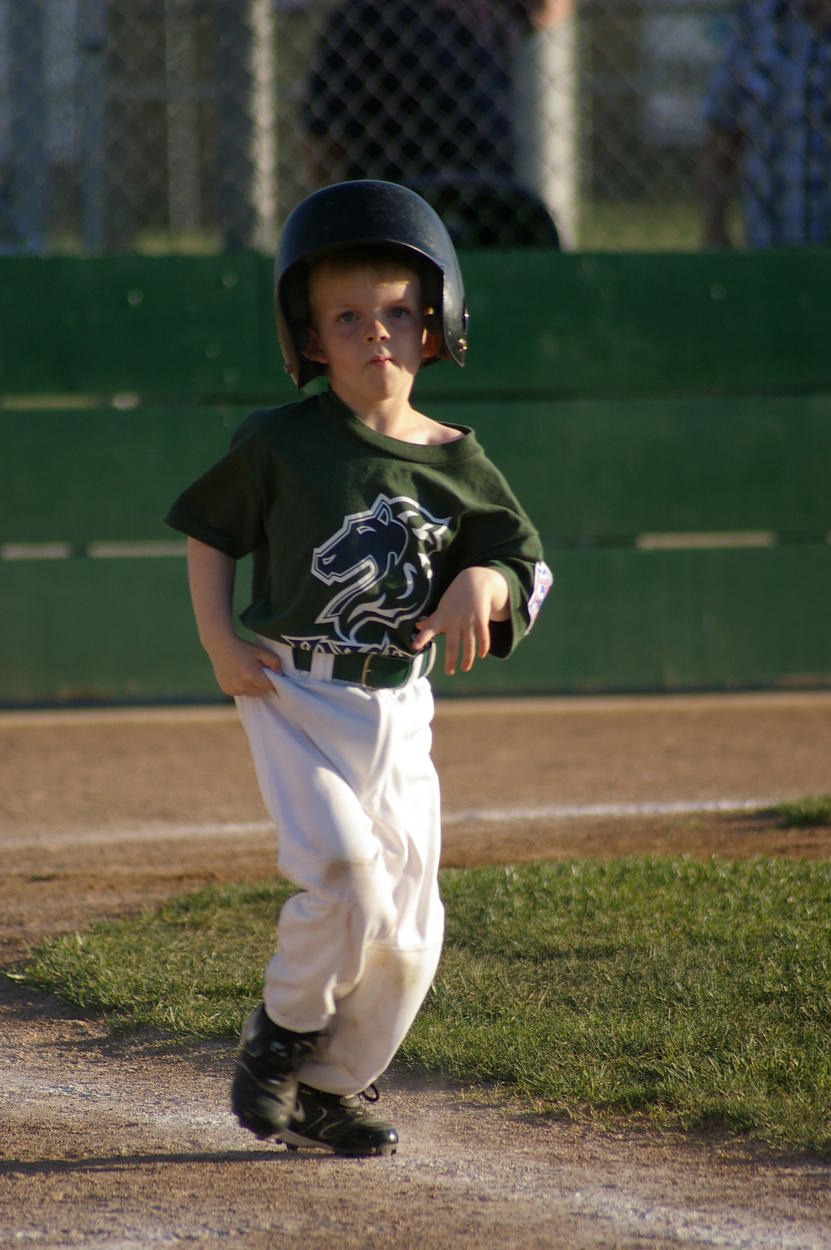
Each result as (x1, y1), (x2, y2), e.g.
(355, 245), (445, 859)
(2, 692), (831, 1248)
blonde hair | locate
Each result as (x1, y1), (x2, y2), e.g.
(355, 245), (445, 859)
(309, 243), (423, 286)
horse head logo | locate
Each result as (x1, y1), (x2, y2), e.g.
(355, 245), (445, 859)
(312, 494), (450, 647)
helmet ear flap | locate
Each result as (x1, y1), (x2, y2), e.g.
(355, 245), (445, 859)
(276, 262), (327, 387)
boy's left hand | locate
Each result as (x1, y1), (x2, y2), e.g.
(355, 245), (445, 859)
(413, 566), (510, 675)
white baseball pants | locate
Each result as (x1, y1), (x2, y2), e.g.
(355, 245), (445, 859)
(235, 641), (444, 1096)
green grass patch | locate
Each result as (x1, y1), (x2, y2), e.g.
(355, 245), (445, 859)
(576, 197), (744, 251)
(13, 858), (831, 1153)
(16, 882), (296, 1037)
(769, 794), (831, 828)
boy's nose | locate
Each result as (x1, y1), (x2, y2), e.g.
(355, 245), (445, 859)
(366, 317), (389, 341)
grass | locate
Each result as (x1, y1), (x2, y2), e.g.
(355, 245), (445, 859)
(42, 198), (740, 256)
(770, 794), (831, 828)
(578, 197), (703, 251)
(14, 856), (831, 1154)
(576, 197), (744, 251)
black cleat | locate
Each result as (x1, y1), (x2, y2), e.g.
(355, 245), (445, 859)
(231, 1004), (320, 1138)
(279, 1083), (398, 1156)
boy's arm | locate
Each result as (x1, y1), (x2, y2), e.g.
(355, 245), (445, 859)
(187, 538), (282, 697)
(412, 566), (510, 676)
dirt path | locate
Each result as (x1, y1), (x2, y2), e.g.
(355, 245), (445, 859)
(1, 693), (830, 1249)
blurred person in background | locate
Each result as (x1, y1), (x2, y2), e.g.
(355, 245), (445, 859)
(701, 0), (831, 247)
(302, 1), (569, 190)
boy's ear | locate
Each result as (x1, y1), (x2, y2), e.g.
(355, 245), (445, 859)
(421, 303), (440, 361)
(303, 328), (328, 365)
(421, 330), (439, 362)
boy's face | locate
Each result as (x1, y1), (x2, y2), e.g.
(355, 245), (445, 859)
(304, 263), (437, 412)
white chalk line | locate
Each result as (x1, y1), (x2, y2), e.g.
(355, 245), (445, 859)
(1, 798), (777, 853)
(443, 797), (776, 823)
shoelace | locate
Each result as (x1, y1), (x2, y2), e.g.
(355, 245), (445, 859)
(360, 1083), (380, 1104)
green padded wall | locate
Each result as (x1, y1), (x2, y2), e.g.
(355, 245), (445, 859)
(2, 252), (829, 703)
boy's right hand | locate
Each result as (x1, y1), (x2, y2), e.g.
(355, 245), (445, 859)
(205, 635), (283, 697)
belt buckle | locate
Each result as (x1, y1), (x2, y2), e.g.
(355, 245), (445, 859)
(359, 650), (428, 689)
(360, 652), (375, 687)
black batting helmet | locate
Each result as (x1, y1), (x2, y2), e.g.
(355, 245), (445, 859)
(274, 180), (469, 387)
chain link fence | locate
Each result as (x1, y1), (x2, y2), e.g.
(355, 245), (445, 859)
(1, 1), (828, 255)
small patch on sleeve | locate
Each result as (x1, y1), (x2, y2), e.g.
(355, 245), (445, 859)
(526, 561), (553, 630)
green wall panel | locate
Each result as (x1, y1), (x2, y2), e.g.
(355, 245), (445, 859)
(2, 251), (830, 703)
(0, 556), (254, 703)
(4, 394), (829, 546)
(0, 253), (273, 397)
(430, 394), (831, 539)
(533, 545), (831, 693)
(1, 406), (248, 543)
(0, 559), (209, 702)
(2, 546), (828, 704)
(4, 252), (831, 400)
(424, 251), (831, 400)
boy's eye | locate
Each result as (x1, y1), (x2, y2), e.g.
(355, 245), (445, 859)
(337, 310), (358, 324)
(390, 306), (410, 319)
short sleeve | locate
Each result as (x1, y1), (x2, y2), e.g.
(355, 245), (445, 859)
(165, 447), (265, 559)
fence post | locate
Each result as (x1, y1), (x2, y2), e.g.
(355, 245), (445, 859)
(514, 7), (579, 250)
(8, 0), (47, 252)
(216, 0), (277, 249)
(78, 0), (108, 253)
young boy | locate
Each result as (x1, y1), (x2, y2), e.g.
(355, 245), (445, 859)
(165, 180), (551, 1157)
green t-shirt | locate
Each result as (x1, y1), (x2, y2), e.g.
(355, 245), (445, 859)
(165, 388), (551, 660)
